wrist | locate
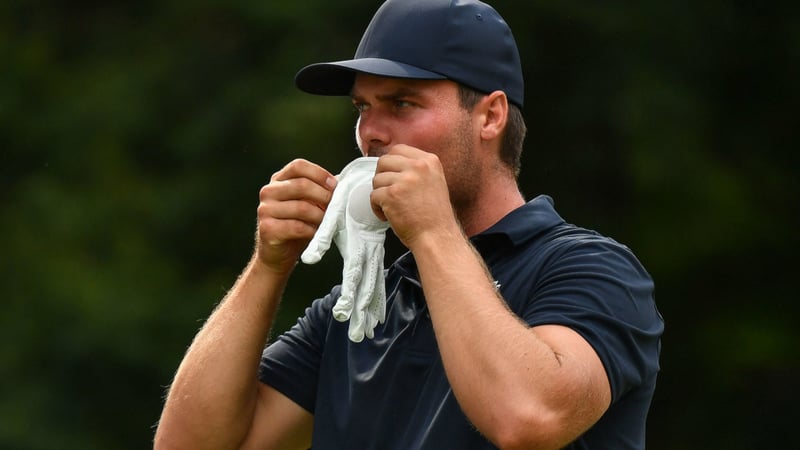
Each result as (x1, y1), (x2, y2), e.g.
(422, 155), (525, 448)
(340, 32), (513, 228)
(249, 251), (296, 285)
(408, 225), (468, 259)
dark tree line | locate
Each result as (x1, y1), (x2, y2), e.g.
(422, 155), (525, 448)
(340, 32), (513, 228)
(1, 1), (796, 448)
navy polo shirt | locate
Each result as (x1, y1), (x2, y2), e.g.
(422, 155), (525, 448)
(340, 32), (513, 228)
(259, 195), (663, 449)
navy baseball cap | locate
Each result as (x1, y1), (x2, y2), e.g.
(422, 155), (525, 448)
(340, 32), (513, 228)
(295, 0), (524, 108)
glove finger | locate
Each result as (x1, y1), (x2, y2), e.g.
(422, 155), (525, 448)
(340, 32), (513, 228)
(357, 250), (377, 307)
(363, 246), (386, 337)
(301, 214), (341, 264)
(349, 246), (377, 342)
(364, 314), (376, 340)
(365, 243), (386, 322)
(332, 293), (354, 322)
(348, 293), (367, 343)
(378, 275), (387, 322)
(342, 244), (365, 297)
(334, 237), (365, 321)
(370, 264), (387, 324)
(300, 181), (349, 264)
(368, 300), (385, 329)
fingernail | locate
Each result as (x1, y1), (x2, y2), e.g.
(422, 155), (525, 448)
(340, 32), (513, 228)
(326, 176), (338, 189)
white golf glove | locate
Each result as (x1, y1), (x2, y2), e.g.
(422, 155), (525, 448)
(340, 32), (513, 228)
(301, 157), (390, 342)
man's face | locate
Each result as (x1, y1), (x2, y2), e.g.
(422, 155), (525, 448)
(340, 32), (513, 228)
(351, 74), (483, 211)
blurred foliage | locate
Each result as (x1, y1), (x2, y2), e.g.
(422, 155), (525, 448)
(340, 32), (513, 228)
(1, 0), (797, 449)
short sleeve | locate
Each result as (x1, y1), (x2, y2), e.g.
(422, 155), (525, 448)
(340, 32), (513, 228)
(258, 286), (339, 413)
(524, 236), (663, 402)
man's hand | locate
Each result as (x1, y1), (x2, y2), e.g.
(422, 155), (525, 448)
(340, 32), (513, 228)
(155, 159), (330, 450)
(371, 145), (460, 249)
(256, 159), (337, 275)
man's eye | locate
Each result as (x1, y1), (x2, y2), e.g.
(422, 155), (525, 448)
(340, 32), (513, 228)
(353, 102), (368, 113)
(395, 100), (412, 108)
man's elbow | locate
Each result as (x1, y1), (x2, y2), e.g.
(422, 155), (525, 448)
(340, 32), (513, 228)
(153, 421), (189, 450)
(153, 419), (212, 450)
(486, 405), (586, 450)
(153, 426), (177, 450)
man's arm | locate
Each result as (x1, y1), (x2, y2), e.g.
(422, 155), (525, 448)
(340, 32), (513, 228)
(154, 159), (335, 450)
(372, 147), (610, 450)
(414, 235), (611, 450)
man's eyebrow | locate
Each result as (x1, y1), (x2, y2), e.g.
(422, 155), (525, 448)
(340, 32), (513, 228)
(378, 87), (423, 100)
(351, 86), (424, 102)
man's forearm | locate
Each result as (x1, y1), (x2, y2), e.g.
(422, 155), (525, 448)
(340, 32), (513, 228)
(154, 258), (290, 450)
(412, 231), (606, 449)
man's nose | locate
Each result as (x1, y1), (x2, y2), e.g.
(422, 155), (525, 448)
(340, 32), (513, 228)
(356, 113), (391, 156)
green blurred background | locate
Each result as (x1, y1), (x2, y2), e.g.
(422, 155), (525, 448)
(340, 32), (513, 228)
(1, 1), (797, 448)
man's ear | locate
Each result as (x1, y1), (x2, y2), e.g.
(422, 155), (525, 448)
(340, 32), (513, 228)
(478, 91), (509, 142)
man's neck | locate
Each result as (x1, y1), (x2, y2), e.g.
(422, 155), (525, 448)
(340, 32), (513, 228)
(459, 181), (525, 237)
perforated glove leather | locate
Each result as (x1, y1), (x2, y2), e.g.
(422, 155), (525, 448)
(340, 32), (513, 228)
(301, 157), (390, 342)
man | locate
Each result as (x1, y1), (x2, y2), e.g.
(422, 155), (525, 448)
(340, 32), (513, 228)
(155, 0), (663, 449)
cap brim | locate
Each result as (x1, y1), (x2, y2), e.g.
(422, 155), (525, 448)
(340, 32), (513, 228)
(295, 58), (446, 96)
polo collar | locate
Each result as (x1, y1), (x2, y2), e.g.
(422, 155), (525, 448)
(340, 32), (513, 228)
(394, 195), (565, 279)
(476, 195), (565, 246)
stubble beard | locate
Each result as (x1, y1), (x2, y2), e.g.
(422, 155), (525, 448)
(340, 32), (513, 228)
(443, 115), (482, 218)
